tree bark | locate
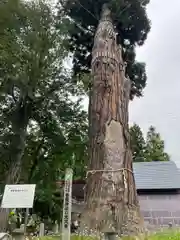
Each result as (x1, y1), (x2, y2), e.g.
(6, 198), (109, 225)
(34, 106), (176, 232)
(81, 4), (144, 236)
(0, 103), (29, 232)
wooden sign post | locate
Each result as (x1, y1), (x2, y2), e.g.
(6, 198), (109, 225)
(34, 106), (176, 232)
(62, 168), (73, 240)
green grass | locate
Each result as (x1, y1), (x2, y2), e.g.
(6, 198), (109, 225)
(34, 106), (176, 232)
(38, 236), (98, 240)
(38, 230), (180, 240)
(147, 230), (180, 239)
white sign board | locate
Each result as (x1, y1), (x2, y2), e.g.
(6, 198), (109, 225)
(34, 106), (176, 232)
(62, 168), (73, 240)
(1, 184), (36, 208)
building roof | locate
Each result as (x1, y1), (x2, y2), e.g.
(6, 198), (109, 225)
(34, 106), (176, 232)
(133, 161), (180, 190)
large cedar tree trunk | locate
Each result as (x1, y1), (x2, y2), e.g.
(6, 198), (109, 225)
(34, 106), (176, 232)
(0, 104), (29, 231)
(81, 5), (144, 236)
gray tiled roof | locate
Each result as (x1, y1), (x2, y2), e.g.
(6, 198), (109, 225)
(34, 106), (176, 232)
(133, 161), (180, 190)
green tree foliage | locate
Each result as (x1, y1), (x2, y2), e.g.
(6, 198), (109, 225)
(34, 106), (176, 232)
(129, 124), (170, 162)
(0, 0), (88, 224)
(0, 0), (83, 181)
(21, 107), (87, 222)
(58, 0), (151, 98)
(129, 123), (146, 162)
(145, 126), (170, 162)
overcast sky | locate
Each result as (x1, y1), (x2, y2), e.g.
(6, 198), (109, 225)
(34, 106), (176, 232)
(129, 0), (180, 167)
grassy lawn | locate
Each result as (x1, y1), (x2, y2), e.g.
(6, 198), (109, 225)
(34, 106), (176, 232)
(38, 230), (180, 240)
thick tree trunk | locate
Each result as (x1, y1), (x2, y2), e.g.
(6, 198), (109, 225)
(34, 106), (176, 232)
(81, 4), (144, 236)
(0, 105), (29, 232)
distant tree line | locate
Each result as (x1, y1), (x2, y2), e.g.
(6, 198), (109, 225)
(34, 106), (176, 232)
(129, 124), (170, 162)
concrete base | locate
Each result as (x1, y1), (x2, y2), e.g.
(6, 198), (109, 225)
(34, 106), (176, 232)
(12, 229), (24, 240)
(39, 223), (45, 237)
(104, 233), (117, 240)
(0, 233), (11, 240)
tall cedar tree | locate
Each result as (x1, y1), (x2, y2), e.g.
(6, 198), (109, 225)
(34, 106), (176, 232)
(59, 0), (151, 98)
(129, 123), (146, 162)
(59, 0), (151, 236)
(145, 126), (170, 162)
